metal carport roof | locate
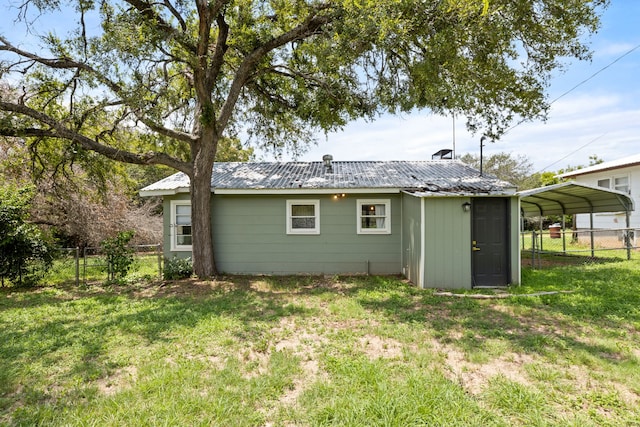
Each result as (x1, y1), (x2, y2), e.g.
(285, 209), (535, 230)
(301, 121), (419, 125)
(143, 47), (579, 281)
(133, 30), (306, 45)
(518, 182), (634, 217)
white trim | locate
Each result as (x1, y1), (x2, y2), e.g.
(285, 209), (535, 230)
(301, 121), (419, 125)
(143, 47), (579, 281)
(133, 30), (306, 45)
(356, 199), (391, 234)
(419, 197), (426, 288)
(170, 200), (193, 251)
(286, 200), (320, 235)
(215, 188), (400, 195)
(613, 174), (630, 194)
(139, 187), (192, 197)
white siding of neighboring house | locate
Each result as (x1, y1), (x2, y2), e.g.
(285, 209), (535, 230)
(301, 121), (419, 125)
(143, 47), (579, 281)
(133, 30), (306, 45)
(569, 165), (640, 229)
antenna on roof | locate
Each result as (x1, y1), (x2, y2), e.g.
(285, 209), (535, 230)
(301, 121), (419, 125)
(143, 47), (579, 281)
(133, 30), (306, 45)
(479, 136), (493, 176)
(442, 97), (455, 158)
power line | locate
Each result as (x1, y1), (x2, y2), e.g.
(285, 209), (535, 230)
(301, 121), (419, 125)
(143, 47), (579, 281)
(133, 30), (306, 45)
(507, 43), (640, 173)
(503, 43), (640, 137)
(549, 43), (640, 106)
(537, 132), (607, 173)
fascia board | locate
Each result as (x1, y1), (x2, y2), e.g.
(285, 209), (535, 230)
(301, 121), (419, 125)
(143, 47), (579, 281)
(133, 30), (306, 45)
(138, 187), (191, 197)
(213, 188), (401, 195)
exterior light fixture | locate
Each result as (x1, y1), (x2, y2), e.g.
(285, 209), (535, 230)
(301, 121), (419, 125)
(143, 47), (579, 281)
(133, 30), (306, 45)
(462, 201), (471, 212)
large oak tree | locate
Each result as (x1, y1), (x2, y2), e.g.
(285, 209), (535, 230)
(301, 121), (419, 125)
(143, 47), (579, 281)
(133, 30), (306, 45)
(0, 0), (607, 277)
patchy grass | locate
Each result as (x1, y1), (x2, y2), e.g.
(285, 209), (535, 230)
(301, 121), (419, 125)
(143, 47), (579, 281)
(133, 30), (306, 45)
(1, 262), (640, 426)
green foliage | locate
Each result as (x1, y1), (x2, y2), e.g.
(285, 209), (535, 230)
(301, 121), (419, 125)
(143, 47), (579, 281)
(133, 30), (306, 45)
(0, 185), (54, 286)
(100, 231), (135, 282)
(460, 151), (536, 189)
(163, 257), (193, 280)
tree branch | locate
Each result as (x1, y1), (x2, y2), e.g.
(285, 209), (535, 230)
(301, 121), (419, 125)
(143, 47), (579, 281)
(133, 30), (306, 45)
(0, 36), (196, 144)
(123, 0), (197, 54)
(0, 100), (191, 174)
(216, 4), (334, 135)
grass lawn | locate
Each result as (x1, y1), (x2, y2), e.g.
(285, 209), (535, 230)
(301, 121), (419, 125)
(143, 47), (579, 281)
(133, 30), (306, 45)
(1, 262), (639, 426)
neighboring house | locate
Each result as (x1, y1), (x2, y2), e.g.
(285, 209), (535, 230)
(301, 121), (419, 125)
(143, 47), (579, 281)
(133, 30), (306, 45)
(140, 157), (520, 289)
(558, 153), (640, 231)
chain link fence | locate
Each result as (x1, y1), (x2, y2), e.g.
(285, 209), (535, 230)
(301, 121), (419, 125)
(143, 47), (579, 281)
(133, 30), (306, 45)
(46, 244), (163, 285)
(521, 228), (639, 268)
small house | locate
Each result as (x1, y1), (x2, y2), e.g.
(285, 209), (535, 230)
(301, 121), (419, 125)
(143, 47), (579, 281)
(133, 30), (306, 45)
(140, 157), (520, 289)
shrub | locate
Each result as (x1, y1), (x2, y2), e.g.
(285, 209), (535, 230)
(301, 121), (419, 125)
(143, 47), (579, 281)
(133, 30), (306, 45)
(0, 185), (54, 286)
(163, 257), (193, 280)
(100, 231), (135, 282)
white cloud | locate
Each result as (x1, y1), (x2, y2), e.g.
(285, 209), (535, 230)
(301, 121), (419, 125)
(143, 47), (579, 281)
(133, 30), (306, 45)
(259, 90), (639, 174)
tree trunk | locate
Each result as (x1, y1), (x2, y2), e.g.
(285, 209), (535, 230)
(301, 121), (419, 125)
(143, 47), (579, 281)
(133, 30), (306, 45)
(190, 144), (217, 278)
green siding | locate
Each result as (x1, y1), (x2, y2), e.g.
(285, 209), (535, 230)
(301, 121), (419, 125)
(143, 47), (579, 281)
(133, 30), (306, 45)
(197, 194), (401, 275)
(162, 192), (520, 286)
(401, 193), (422, 286)
(423, 197), (473, 289)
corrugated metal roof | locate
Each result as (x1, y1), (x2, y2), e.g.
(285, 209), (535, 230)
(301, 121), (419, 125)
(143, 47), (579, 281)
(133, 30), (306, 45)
(518, 182), (634, 217)
(140, 160), (515, 195)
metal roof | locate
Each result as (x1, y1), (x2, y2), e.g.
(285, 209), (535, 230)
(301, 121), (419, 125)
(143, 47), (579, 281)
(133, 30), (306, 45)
(140, 160), (516, 196)
(518, 182), (634, 217)
(557, 153), (640, 178)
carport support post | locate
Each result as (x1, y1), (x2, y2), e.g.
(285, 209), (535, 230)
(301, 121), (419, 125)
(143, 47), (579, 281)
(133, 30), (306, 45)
(590, 212), (595, 258)
(561, 215), (566, 254)
(531, 231), (537, 269)
(626, 211), (631, 261)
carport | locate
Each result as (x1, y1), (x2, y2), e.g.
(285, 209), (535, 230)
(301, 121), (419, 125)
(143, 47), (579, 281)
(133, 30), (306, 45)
(518, 182), (635, 259)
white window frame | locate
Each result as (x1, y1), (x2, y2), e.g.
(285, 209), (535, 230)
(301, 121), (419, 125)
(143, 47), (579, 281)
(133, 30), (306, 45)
(170, 200), (193, 251)
(613, 175), (630, 194)
(597, 178), (610, 189)
(357, 199), (391, 234)
(286, 200), (320, 235)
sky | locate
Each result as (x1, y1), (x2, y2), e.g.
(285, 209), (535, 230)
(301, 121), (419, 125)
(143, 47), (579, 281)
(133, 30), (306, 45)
(265, 1), (640, 173)
(1, 1), (638, 173)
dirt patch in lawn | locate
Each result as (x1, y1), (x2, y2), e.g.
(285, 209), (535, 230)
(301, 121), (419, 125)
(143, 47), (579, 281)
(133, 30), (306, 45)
(434, 339), (533, 395)
(358, 335), (403, 360)
(96, 366), (138, 396)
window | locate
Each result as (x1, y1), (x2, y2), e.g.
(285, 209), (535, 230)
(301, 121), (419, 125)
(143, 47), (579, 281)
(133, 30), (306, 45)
(614, 176), (629, 194)
(357, 199), (391, 234)
(597, 178), (610, 189)
(170, 200), (192, 251)
(287, 200), (320, 234)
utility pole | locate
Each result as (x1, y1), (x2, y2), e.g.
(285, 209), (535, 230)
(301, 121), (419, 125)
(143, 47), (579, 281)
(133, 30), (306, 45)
(480, 136), (487, 176)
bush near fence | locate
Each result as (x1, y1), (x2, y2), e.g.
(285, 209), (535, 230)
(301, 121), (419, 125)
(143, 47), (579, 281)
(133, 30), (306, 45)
(44, 245), (162, 285)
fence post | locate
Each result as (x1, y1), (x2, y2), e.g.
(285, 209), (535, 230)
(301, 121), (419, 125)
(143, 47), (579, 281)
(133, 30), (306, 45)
(539, 218), (544, 252)
(156, 244), (162, 279)
(75, 247), (80, 286)
(83, 247), (87, 284)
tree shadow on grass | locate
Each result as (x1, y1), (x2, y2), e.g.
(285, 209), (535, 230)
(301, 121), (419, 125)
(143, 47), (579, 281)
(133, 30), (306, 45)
(0, 277), (324, 415)
(2, 270), (638, 419)
(347, 271), (640, 367)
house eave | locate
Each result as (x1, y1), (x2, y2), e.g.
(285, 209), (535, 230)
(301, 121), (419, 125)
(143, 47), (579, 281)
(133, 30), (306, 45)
(213, 187), (402, 195)
(139, 187), (191, 197)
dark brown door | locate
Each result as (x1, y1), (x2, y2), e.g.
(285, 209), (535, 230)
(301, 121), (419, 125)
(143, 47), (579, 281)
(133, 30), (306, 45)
(472, 198), (509, 287)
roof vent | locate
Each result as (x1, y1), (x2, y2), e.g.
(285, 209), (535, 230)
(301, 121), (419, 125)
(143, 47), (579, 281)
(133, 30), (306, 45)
(432, 149), (453, 160)
(322, 154), (333, 173)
